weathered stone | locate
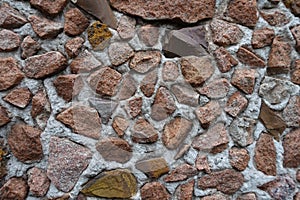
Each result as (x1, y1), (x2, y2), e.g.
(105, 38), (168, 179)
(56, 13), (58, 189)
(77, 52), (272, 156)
(258, 175), (295, 200)
(237, 46), (265, 67)
(0, 29), (20, 52)
(171, 84), (199, 106)
(136, 157), (169, 178)
(297, 169), (300, 182)
(198, 78), (230, 99)
(81, 169), (137, 198)
(112, 116), (129, 137)
(117, 74), (137, 100)
(87, 67), (122, 96)
(70, 50), (102, 74)
(162, 117), (193, 149)
(151, 87), (176, 121)
(141, 182), (170, 200)
(282, 96), (300, 127)
(24, 51), (67, 79)
(126, 97), (142, 118)
(283, 0), (300, 16)
(283, 128), (300, 168)
(210, 19), (243, 46)
(64, 8), (89, 36)
(110, 0), (215, 23)
(27, 167), (50, 197)
(0, 178), (28, 200)
(21, 36), (40, 59)
(237, 193), (257, 200)
(0, 140), (8, 184)
(201, 193), (230, 200)
(259, 102), (286, 140)
(57, 105), (101, 139)
(131, 118), (158, 143)
(261, 10), (290, 26)
(229, 147), (250, 171)
(174, 180), (194, 200)
(231, 69), (256, 94)
(195, 154), (211, 173)
(129, 51), (161, 73)
(255, 133), (277, 176)
(198, 169), (244, 194)
(252, 28), (275, 49)
(0, 3), (27, 28)
(180, 56), (214, 87)
(229, 117), (256, 147)
(28, 15), (63, 39)
(192, 123), (229, 153)
(140, 70), (157, 97)
(174, 144), (190, 160)
(292, 60), (300, 85)
(65, 37), (84, 58)
(87, 21), (112, 50)
(3, 87), (32, 108)
(195, 101), (222, 129)
(31, 88), (51, 129)
(162, 61), (179, 81)
(88, 98), (118, 124)
(30, 0), (67, 16)
(138, 24), (159, 47)
(226, 0), (258, 27)
(0, 57), (24, 91)
(54, 74), (84, 102)
(214, 47), (238, 73)
(109, 42), (134, 66)
(47, 137), (92, 192)
(164, 164), (197, 182)
(96, 137), (132, 163)
(225, 92), (248, 117)
(8, 123), (43, 163)
(117, 15), (136, 39)
(267, 36), (291, 75)
(0, 105), (10, 127)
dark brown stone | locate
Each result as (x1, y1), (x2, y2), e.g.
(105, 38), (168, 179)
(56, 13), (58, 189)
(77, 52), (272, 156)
(214, 47), (238, 73)
(117, 15), (136, 39)
(237, 46), (265, 67)
(261, 10), (290, 26)
(27, 167), (50, 197)
(283, 128), (300, 168)
(108, 42), (134, 66)
(64, 8), (89, 36)
(174, 180), (194, 200)
(135, 158), (169, 179)
(140, 70), (157, 97)
(31, 88), (51, 129)
(0, 178), (28, 200)
(282, 96), (300, 127)
(0, 29), (20, 52)
(129, 51), (161, 73)
(127, 97), (142, 118)
(0, 3), (27, 28)
(225, 92), (248, 117)
(229, 147), (250, 171)
(70, 50), (102, 74)
(198, 78), (230, 99)
(0, 105), (10, 127)
(112, 116), (129, 137)
(195, 101), (221, 129)
(131, 118), (159, 143)
(21, 36), (40, 59)
(162, 61), (179, 81)
(65, 37), (84, 58)
(164, 164), (197, 182)
(138, 24), (160, 47)
(171, 84), (199, 106)
(231, 68), (256, 94)
(117, 74), (137, 100)
(3, 87), (32, 108)
(252, 28), (275, 49)
(30, 0), (68, 16)
(0, 57), (24, 91)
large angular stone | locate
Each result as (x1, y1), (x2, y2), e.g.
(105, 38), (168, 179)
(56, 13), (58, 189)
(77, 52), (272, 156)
(214, 47), (238, 73)
(282, 96), (300, 127)
(88, 98), (118, 124)
(229, 117), (256, 147)
(30, 0), (68, 16)
(31, 88), (51, 129)
(87, 21), (112, 50)
(229, 147), (250, 171)
(0, 57), (24, 91)
(141, 182), (170, 200)
(261, 10), (289, 27)
(237, 46), (265, 67)
(64, 8), (89, 36)
(136, 157), (169, 179)
(109, 42), (134, 66)
(171, 84), (199, 106)
(27, 167), (50, 197)
(231, 69), (256, 94)
(198, 78), (230, 99)
(283, 128), (300, 168)
(70, 50), (102, 74)
(174, 180), (194, 200)
(0, 105), (10, 127)
(0, 3), (27, 28)
(225, 92), (248, 117)
(138, 24), (160, 47)
(126, 97), (142, 119)
(3, 87), (32, 108)
(252, 28), (275, 49)
(131, 118), (159, 143)
(47, 137), (92, 192)
(195, 154), (211, 173)
(162, 61), (179, 81)
(112, 116), (129, 137)
(0, 178), (28, 200)
(117, 15), (136, 39)
(129, 51), (161, 73)
(117, 74), (137, 100)
(140, 70), (157, 97)
(0, 29), (20, 52)
(21, 36), (40, 59)
(195, 101), (222, 129)
(64, 37), (84, 58)
(164, 164), (197, 182)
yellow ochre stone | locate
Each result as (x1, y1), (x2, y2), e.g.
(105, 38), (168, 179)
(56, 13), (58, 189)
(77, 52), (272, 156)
(81, 169), (137, 198)
(87, 21), (112, 50)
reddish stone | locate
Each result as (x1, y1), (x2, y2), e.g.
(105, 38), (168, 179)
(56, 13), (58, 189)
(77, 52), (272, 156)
(0, 3), (27, 28)
(64, 8), (89, 36)
(198, 169), (244, 194)
(174, 180), (195, 200)
(231, 69), (256, 94)
(117, 15), (136, 39)
(195, 154), (211, 173)
(141, 182), (170, 200)
(283, 0), (300, 16)
(109, 42), (134, 66)
(27, 167), (50, 197)
(292, 60), (300, 85)
(136, 158), (169, 179)
(225, 92), (248, 117)
(0, 105), (10, 127)
(282, 96), (300, 127)
(24, 51), (67, 79)
(261, 10), (289, 26)
(195, 101), (221, 129)
(214, 47), (238, 73)
(164, 164), (197, 182)
(130, 51), (161, 73)
(162, 61), (179, 81)
(127, 97), (142, 118)
(3, 87), (32, 108)
(237, 193), (257, 200)
(283, 128), (300, 168)
(21, 36), (40, 59)
(31, 88), (51, 129)
(28, 15), (63, 39)
(0, 57), (24, 91)
(201, 193), (230, 200)
(229, 147), (250, 171)
(47, 137), (92, 192)
(140, 70), (157, 97)
(0, 29), (20, 52)
(30, 0), (68, 16)
(131, 118), (158, 143)
(198, 78), (230, 99)
(138, 24), (160, 47)
(112, 116), (129, 137)
(229, 117), (256, 147)
(65, 37), (84, 58)
(237, 46), (265, 67)
(171, 84), (199, 107)
(70, 50), (102, 74)
(56, 104), (101, 139)
(96, 137), (132, 163)
(252, 28), (275, 49)
(8, 123), (43, 163)
(115, 74), (136, 100)
(0, 178), (28, 200)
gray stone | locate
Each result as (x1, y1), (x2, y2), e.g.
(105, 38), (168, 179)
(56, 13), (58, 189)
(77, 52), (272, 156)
(229, 117), (256, 147)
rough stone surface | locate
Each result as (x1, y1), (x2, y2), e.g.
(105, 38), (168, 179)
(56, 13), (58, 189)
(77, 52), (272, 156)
(252, 28), (275, 49)
(174, 180), (194, 200)
(0, 140), (8, 188)
(292, 61), (300, 85)
(24, 51), (67, 79)
(198, 78), (230, 99)
(138, 24), (160, 47)
(31, 88), (51, 129)
(195, 154), (211, 173)
(214, 47), (238, 73)
(140, 70), (157, 97)
(164, 164), (197, 182)
(117, 74), (137, 100)
(225, 92), (248, 117)
(0, 178), (28, 200)
(117, 15), (136, 39)
(0, 105), (10, 127)
(201, 193), (230, 200)
(195, 101), (222, 129)
(291, 25), (300, 53)
(3, 87), (32, 108)
(127, 97), (142, 118)
(237, 193), (257, 200)
(140, 182), (170, 200)
(70, 50), (102, 74)
(282, 96), (300, 127)
(0, 29), (20, 52)
(198, 169), (244, 194)
(87, 21), (112, 50)
(171, 84), (199, 106)
(0, 3), (27, 28)
(135, 158), (169, 179)
(47, 137), (92, 192)
(30, 0), (67, 16)
(283, 128), (300, 168)
(261, 10), (290, 27)
(88, 98), (118, 124)
(109, 42), (134, 66)
(229, 147), (250, 171)
(64, 8), (89, 36)
(237, 46), (265, 67)
(27, 167), (50, 197)
(283, 0), (300, 16)
(231, 69), (256, 94)
(0, 57), (24, 91)
(129, 51), (161, 73)
(162, 61), (179, 81)
(64, 37), (84, 58)
(21, 36), (40, 59)
(229, 117), (256, 147)
(112, 116), (129, 137)
(131, 118), (159, 143)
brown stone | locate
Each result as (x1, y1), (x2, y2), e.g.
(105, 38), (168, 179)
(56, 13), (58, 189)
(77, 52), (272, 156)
(226, 0), (258, 27)
(254, 133), (276, 176)
(0, 29), (20, 52)
(229, 117), (256, 147)
(129, 51), (161, 73)
(229, 147), (250, 171)
(0, 57), (24, 91)
(140, 70), (157, 97)
(24, 51), (67, 79)
(162, 61), (179, 82)
(195, 154), (211, 173)
(267, 36), (291, 75)
(64, 8), (89, 36)
(252, 28), (275, 49)
(180, 56), (214, 87)
(117, 74), (137, 100)
(198, 169), (244, 194)
(53, 74), (84, 102)
(21, 36), (40, 59)
(88, 98), (118, 124)
(131, 118), (159, 143)
(283, 128), (300, 168)
(225, 92), (248, 117)
(231, 68), (256, 94)
(294, 193), (300, 200)
(30, 0), (67, 16)
(127, 97), (142, 118)
(192, 123), (229, 154)
(171, 84), (199, 106)
(201, 193), (230, 200)
(198, 78), (230, 99)
(87, 21), (112, 50)
(292, 60), (300, 85)
(109, 42), (134, 66)
(174, 144), (190, 160)
(138, 25), (160, 47)
(0, 178), (28, 200)
(112, 116), (129, 137)
(297, 169), (300, 182)
(283, 0), (300, 16)
(0, 105), (10, 127)
(3, 87), (32, 108)
(210, 19), (243, 46)
(282, 96), (300, 128)
(0, 3), (27, 28)
(136, 157), (169, 179)
(261, 10), (290, 26)
(110, 0), (215, 23)
(8, 123), (43, 163)
(56, 104), (101, 139)
(31, 88), (51, 129)
(70, 50), (102, 74)
(237, 193), (257, 200)
(151, 87), (176, 121)
(65, 37), (84, 58)
(96, 137), (132, 163)
(214, 47), (238, 73)
(195, 101), (222, 129)
(164, 164), (197, 182)
(162, 117), (193, 149)
(117, 15), (136, 39)
(174, 180), (194, 200)
(47, 137), (92, 192)
(27, 167), (50, 197)
(87, 67), (122, 96)
(0, 139), (8, 184)
(237, 46), (265, 67)
(28, 15), (63, 39)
